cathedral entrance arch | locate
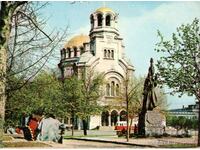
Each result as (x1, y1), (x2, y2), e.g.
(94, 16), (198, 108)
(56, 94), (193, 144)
(120, 110), (127, 121)
(101, 111), (109, 126)
(111, 110), (118, 126)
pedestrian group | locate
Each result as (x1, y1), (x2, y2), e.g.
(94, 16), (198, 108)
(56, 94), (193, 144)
(15, 108), (64, 143)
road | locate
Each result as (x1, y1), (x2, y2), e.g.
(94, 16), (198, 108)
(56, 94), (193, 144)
(49, 139), (139, 148)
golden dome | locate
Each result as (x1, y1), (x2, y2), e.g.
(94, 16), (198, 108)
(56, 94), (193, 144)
(95, 7), (115, 14)
(64, 34), (90, 48)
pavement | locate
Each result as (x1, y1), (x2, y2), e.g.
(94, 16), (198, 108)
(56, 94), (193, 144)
(60, 130), (198, 148)
(3, 130), (199, 148)
(36, 135), (198, 148)
(65, 135), (198, 148)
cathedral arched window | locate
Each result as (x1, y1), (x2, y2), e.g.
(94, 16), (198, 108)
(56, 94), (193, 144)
(97, 14), (103, 26)
(61, 48), (67, 59)
(61, 50), (63, 59)
(80, 47), (84, 55)
(74, 47), (77, 57)
(90, 15), (94, 28)
(111, 50), (114, 59)
(106, 15), (111, 26)
(63, 48), (66, 59)
(108, 50), (111, 58)
(61, 68), (64, 78)
(106, 83), (110, 96)
(111, 81), (115, 96)
(104, 49), (107, 58)
(68, 48), (71, 58)
(116, 84), (119, 96)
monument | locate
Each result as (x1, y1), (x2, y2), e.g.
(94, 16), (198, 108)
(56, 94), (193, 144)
(138, 58), (166, 136)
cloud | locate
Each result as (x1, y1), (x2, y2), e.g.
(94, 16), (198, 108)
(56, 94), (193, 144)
(72, 2), (199, 108)
(69, 24), (90, 38)
(118, 2), (200, 108)
(119, 2), (200, 76)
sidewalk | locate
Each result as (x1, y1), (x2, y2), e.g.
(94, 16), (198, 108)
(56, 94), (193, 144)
(66, 135), (198, 147)
(3, 132), (198, 148)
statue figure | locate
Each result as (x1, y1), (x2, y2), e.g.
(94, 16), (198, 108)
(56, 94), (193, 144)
(138, 58), (158, 136)
(143, 58), (158, 110)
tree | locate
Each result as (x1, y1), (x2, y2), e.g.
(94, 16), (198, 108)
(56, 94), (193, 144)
(0, 1), (66, 142)
(120, 69), (138, 142)
(4, 71), (63, 129)
(61, 75), (83, 136)
(29, 71), (63, 117)
(127, 76), (143, 136)
(60, 68), (104, 136)
(167, 116), (198, 136)
(5, 1), (66, 117)
(120, 71), (167, 141)
(169, 116), (186, 135)
(155, 18), (200, 146)
(79, 68), (104, 135)
(0, 1), (27, 143)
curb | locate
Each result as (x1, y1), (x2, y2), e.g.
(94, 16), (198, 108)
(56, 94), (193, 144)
(65, 137), (157, 148)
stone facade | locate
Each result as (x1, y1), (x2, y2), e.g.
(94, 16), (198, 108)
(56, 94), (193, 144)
(58, 7), (134, 129)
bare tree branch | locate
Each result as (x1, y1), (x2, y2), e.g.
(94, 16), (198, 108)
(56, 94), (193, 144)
(17, 10), (53, 42)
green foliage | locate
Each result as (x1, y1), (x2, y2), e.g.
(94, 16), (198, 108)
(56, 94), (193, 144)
(32, 71), (63, 117)
(5, 71), (63, 128)
(5, 68), (105, 131)
(0, 117), (3, 145)
(127, 75), (168, 118)
(155, 18), (200, 99)
(78, 69), (105, 119)
(61, 75), (83, 117)
(127, 76), (144, 118)
(167, 116), (198, 130)
(60, 69), (104, 135)
(155, 18), (200, 146)
(160, 144), (197, 148)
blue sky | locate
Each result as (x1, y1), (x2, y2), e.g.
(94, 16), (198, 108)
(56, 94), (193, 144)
(40, 1), (200, 109)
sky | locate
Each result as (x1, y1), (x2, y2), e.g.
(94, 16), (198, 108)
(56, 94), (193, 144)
(40, 1), (200, 109)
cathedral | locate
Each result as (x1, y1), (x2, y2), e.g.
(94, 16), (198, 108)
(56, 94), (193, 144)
(58, 7), (134, 129)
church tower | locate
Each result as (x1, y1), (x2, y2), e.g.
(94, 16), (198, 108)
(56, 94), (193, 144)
(89, 7), (124, 60)
(58, 7), (135, 130)
(90, 7), (119, 37)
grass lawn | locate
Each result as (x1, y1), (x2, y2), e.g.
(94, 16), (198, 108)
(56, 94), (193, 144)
(2, 134), (51, 148)
(3, 141), (51, 148)
(2, 135), (14, 141)
(160, 143), (197, 148)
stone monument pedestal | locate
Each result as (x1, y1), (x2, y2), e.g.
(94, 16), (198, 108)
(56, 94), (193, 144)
(145, 109), (166, 136)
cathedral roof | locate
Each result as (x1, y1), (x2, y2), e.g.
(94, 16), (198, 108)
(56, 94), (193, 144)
(79, 51), (94, 63)
(64, 34), (90, 48)
(95, 7), (114, 14)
